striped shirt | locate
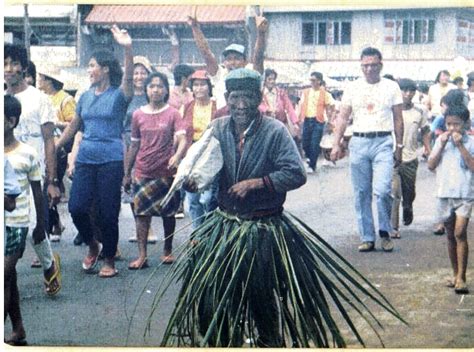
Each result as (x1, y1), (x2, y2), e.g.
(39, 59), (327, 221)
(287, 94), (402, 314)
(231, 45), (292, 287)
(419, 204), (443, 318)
(5, 142), (42, 228)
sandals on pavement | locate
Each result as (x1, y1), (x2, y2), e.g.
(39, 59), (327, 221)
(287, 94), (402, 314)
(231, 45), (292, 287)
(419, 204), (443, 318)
(454, 282), (469, 294)
(82, 243), (102, 272)
(160, 254), (176, 265)
(98, 266), (118, 278)
(44, 253), (61, 296)
(128, 258), (149, 270)
(390, 230), (401, 239)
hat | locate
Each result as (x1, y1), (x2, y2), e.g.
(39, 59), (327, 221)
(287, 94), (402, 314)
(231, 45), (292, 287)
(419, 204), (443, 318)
(225, 68), (261, 93)
(222, 44), (246, 58)
(36, 65), (64, 84)
(190, 70), (211, 81)
(133, 55), (154, 73)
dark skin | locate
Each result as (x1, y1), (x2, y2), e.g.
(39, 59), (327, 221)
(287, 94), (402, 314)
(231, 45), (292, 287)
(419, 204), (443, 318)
(184, 89), (265, 199)
(4, 195), (16, 212)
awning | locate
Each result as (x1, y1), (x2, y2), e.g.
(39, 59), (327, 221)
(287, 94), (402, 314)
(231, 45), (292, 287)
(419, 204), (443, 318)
(85, 5), (246, 25)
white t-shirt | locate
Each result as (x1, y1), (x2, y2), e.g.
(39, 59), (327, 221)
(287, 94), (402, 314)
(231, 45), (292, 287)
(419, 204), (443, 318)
(427, 83), (456, 116)
(401, 106), (429, 162)
(13, 85), (55, 176)
(341, 78), (402, 133)
(211, 63), (255, 110)
(5, 143), (42, 228)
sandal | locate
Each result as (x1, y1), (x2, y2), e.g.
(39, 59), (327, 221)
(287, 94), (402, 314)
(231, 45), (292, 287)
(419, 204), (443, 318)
(160, 254), (176, 265)
(44, 253), (61, 296)
(445, 277), (456, 288)
(82, 243), (102, 272)
(98, 266), (118, 278)
(128, 258), (149, 270)
(390, 230), (401, 239)
(454, 282), (469, 294)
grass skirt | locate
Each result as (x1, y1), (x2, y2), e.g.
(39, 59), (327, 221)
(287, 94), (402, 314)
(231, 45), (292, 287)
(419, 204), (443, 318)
(149, 209), (405, 347)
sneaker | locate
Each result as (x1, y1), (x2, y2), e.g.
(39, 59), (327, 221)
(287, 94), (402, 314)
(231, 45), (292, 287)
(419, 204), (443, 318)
(128, 235), (138, 243)
(305, 164), (314, 174)
(381, 237), (394, 252)
(175, 212), (185, 219)
(358, 241), (375, 252)
(403, 208), (413, 226)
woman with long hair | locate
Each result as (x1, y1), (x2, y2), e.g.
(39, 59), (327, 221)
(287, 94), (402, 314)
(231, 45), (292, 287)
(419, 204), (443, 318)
(56, 25), (134, 278)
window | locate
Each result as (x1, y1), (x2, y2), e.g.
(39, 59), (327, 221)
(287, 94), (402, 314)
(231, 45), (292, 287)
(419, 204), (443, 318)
(385, 15), (435, 44)
(302, 16), (351, 46)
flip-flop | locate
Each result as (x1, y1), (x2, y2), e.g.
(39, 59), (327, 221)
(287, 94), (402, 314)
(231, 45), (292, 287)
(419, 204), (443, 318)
(390, 231), (401, 239)
(128, 258), (149, 270)
(98, 266), (118, 278)
(44, 253), (62, 296)
(160, 255), (175, 265)
(445, 277), (456, 288)
(82, 243), (102, 272)
(454, 282), (469, 294)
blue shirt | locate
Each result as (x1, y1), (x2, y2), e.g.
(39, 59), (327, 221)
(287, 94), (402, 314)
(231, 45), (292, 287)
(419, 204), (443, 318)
(433, 134), (474, 199)
(430, 115), (445, 134)
(76, 86), (128, 164)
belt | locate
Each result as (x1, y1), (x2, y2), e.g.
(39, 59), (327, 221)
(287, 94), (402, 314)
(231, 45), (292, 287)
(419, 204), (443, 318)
(353, 131), (391, 138)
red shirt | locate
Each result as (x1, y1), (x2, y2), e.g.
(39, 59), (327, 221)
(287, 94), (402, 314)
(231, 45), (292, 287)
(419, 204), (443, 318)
(131, 105), (188, 178)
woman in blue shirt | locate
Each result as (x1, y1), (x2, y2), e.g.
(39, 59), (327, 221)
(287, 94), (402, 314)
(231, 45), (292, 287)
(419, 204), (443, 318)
(56, 25), (133, 278)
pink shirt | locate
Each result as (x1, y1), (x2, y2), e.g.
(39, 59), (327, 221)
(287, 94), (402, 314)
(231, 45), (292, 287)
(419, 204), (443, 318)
(131, 105), (188, 178)
(168, 87), (194, 115)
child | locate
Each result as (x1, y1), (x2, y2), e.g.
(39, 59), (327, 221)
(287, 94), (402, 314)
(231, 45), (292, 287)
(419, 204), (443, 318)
(4, 95), (61, 345)
(390, 79), (431, 238)
(428, 104), (474, 294)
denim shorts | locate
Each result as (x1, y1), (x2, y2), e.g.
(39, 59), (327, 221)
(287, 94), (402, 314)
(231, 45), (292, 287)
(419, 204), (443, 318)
(436, 198), (474, 222)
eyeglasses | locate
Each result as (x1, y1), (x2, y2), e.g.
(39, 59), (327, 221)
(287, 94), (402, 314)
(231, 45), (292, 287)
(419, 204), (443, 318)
(361, 63), (381, 69)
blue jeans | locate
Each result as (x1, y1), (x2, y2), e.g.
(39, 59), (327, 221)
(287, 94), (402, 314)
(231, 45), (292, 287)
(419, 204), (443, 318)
(185, 181), (218, 229)
(68, 161), (123, 258)
(349, 136), (394, 243)
(302, 118), (325, 170)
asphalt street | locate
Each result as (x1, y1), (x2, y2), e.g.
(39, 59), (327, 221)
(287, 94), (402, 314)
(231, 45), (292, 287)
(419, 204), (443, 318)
(4, 156), (474, 348)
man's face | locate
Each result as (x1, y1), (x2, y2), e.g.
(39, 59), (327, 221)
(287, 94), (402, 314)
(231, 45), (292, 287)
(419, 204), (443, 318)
(439, 72), (450, 85)
(445, 115), (465, 134)
(227, 89), (260, 126)
(264, 74), (276, 90)
(223, 52), (246, 71)
(310, 75), (321, 89)
(361, 55), (382, 83)
(4, 56), (25, 87)
(401, 89), (416, 105)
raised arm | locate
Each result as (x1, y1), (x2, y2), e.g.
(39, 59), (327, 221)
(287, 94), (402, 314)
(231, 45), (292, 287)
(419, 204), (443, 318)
(187, 10), (218, 76)
(252, 16), (268, 74)
(111, 24), (134, 99)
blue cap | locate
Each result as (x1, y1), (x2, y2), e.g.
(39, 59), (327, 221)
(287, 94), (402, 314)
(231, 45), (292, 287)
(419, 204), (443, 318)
(222, 44), (246, 57)
(225, 68), (261, 92)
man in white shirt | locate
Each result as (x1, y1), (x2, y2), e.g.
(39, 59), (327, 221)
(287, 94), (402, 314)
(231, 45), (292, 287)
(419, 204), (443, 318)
(4, 44), (61, 292)
(331, 47), (404, 253)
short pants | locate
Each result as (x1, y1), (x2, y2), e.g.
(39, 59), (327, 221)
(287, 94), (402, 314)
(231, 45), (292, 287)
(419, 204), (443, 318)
(4, 226), (28, 257)
(436, 198), (474, 222)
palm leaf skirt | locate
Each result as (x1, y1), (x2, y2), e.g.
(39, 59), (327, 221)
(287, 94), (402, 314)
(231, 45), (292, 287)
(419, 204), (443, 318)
(148, 209), (406, 347)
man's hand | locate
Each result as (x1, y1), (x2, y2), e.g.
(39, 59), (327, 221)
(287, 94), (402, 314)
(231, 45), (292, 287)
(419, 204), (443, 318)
(393, 147), (403, 168)
(168, 155), (181, 170)
(183, 178), (198, 193)
(32, 225), (46, 245)
(228, 179), (263, 200)
(111, 24), (132, 48)
(439, 131), (451, 146)
(47, 184), (61, 207)
(256, 16), (268, 33)
(452, 131), (463, 147)
(330, 143), (345, 162)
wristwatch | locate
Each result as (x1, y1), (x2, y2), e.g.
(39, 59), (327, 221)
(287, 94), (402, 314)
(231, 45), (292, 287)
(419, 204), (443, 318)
(48, 178), (60, 186)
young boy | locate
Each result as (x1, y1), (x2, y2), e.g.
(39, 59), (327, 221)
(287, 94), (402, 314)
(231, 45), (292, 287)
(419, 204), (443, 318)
(428, 104), (474, 294)
(4, 95), (61, 345)
(390, 79), (431, 238)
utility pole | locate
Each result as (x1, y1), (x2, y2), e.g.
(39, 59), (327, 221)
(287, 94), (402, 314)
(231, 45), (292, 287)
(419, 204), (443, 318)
(23, 4), (31, 59)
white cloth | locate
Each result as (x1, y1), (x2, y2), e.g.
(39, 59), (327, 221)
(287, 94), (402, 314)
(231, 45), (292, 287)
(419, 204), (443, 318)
(427, 83), (456, 116)
(341, 78), (402, 133)
(13, 85), (56, 176)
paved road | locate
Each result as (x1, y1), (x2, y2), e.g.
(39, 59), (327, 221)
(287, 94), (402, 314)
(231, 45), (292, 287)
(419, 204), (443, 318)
(4, 157), (474, 348)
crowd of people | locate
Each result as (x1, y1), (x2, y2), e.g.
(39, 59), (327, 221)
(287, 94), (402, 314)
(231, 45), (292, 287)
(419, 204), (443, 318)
(4, 14), (474, 347)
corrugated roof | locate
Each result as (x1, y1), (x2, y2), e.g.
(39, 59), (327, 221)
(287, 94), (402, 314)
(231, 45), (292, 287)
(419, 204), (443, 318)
(85, 5), (246, 25)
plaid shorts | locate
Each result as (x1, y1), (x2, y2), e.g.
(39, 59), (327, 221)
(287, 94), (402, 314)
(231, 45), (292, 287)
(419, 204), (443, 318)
(4, 226), (28, 257)
(133, 177), (180, 217)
